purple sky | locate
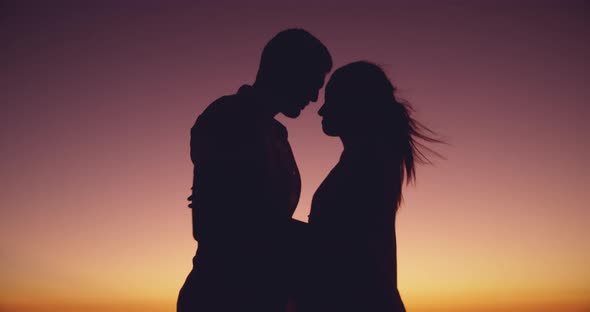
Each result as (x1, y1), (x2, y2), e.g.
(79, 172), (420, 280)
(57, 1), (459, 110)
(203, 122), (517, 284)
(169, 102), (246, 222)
(1, 1), (589, 310)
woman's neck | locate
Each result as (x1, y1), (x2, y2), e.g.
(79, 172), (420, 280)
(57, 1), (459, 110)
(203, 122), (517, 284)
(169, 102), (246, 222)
(340, 135), (384, 160)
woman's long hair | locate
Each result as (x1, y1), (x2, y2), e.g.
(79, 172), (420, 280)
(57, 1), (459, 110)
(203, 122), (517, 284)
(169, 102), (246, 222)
(329, 61), (444, 208)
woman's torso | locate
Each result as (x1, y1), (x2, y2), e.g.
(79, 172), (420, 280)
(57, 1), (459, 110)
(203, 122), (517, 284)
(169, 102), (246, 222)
(306, 150), (404, 311)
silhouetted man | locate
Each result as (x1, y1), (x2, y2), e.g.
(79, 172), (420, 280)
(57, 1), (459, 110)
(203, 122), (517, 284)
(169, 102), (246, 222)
(177, 29), (332, 312)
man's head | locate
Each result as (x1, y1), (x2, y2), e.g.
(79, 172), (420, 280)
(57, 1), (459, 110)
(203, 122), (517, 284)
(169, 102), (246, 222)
(255, 29), (332, 118)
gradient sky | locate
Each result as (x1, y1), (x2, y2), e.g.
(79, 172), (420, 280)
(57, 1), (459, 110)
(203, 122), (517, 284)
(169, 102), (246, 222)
(1, 1), (589, 311)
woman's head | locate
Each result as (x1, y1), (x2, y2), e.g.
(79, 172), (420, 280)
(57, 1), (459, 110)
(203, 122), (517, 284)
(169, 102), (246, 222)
(319, 61), (441, 194)
(319, 61), (395, 137)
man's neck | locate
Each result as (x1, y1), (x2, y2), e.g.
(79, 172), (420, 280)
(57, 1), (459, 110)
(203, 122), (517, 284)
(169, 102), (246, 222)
(251, 82), (281, 119)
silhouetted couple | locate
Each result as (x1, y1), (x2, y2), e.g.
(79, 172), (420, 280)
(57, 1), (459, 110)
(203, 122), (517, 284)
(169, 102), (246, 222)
(178, 29), (438, 312)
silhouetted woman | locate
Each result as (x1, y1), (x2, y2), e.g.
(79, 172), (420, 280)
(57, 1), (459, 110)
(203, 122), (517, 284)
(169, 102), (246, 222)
(304, 61), (440, 312)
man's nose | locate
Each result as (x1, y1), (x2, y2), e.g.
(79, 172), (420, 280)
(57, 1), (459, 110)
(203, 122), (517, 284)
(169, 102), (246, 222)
(310, 90), (319, 102)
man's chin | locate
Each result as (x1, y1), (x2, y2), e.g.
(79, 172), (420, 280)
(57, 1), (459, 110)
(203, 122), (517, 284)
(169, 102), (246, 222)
(281, 109), (302, 119)
(322, 124), (338, 137)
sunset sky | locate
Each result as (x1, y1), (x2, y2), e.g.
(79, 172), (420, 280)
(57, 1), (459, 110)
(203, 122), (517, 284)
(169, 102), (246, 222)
(1, 1), (589, 311)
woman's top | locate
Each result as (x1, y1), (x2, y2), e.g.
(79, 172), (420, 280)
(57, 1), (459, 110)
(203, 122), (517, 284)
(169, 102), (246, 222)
(307, 148), (404, 311)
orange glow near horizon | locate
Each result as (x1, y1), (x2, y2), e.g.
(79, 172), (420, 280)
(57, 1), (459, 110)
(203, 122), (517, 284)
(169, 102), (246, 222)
(1, 2), (589, 312)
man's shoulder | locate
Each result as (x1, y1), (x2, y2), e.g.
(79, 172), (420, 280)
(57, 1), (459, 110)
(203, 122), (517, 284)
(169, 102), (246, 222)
(200, 94), (244, 122)
(192, 89), (257, 136)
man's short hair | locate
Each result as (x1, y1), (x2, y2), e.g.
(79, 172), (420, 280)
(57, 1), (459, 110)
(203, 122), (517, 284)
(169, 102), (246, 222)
(256, 29), (332, 81)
